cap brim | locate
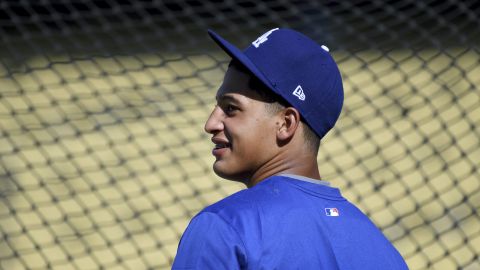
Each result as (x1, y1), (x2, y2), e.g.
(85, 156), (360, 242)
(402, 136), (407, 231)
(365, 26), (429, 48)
(207, 29), (274, 91)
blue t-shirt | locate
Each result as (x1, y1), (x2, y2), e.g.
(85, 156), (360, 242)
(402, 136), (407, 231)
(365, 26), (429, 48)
(172, 175), (408, 269)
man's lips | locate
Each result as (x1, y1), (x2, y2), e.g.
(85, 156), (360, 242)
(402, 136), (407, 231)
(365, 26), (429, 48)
(214, 143), (230, 149)
(211, 137), (231, 157)
(211, 137), (231, 147)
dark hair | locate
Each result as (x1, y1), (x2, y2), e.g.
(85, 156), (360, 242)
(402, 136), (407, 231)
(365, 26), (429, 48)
(229, 60), (320, 152)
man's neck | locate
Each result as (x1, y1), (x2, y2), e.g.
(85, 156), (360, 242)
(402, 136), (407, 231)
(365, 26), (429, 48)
(246, 151), (320, 188)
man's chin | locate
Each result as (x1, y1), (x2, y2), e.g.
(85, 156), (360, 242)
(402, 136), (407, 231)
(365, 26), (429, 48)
(213, 162), (249, 184)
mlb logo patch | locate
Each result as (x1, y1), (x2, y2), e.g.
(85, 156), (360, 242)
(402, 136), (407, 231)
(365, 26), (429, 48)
(325, 208), (340, 217)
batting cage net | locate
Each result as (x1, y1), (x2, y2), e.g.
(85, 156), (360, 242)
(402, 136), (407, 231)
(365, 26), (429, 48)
(0, 1), (479, 269)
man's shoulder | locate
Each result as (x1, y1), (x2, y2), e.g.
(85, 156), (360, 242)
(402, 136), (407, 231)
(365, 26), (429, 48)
(202, 184), (260, 216)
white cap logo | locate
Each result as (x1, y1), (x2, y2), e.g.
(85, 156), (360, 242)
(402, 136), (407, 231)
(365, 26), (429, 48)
(252, 28), (279, 48)
(292, 85), (306, 101)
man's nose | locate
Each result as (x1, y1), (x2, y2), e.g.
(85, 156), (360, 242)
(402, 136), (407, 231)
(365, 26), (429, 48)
(204, 106), (224, 134)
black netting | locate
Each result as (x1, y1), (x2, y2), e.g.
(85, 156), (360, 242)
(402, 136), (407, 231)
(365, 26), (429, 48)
(0, 1), (479, 269)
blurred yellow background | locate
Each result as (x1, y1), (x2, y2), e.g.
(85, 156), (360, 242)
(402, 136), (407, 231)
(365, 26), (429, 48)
(1, 47), (478, 269)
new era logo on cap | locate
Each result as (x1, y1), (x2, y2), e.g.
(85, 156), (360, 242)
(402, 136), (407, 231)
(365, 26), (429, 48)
(292, 85), (306, 101)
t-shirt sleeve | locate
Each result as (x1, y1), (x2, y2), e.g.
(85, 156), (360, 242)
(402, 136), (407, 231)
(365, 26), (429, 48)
(171, 212), (247, 270)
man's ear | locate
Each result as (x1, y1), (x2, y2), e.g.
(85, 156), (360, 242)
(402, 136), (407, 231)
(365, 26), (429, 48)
(277, 107), (301, 141)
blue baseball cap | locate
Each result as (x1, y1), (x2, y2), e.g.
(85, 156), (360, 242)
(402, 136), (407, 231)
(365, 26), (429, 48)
(208, 28), (344, 139)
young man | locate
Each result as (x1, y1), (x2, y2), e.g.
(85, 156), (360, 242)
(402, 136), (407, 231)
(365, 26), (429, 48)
(172, 28), (409, 269)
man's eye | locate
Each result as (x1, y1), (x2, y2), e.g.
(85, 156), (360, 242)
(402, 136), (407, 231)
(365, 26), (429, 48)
(225, 104), (237, 113)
